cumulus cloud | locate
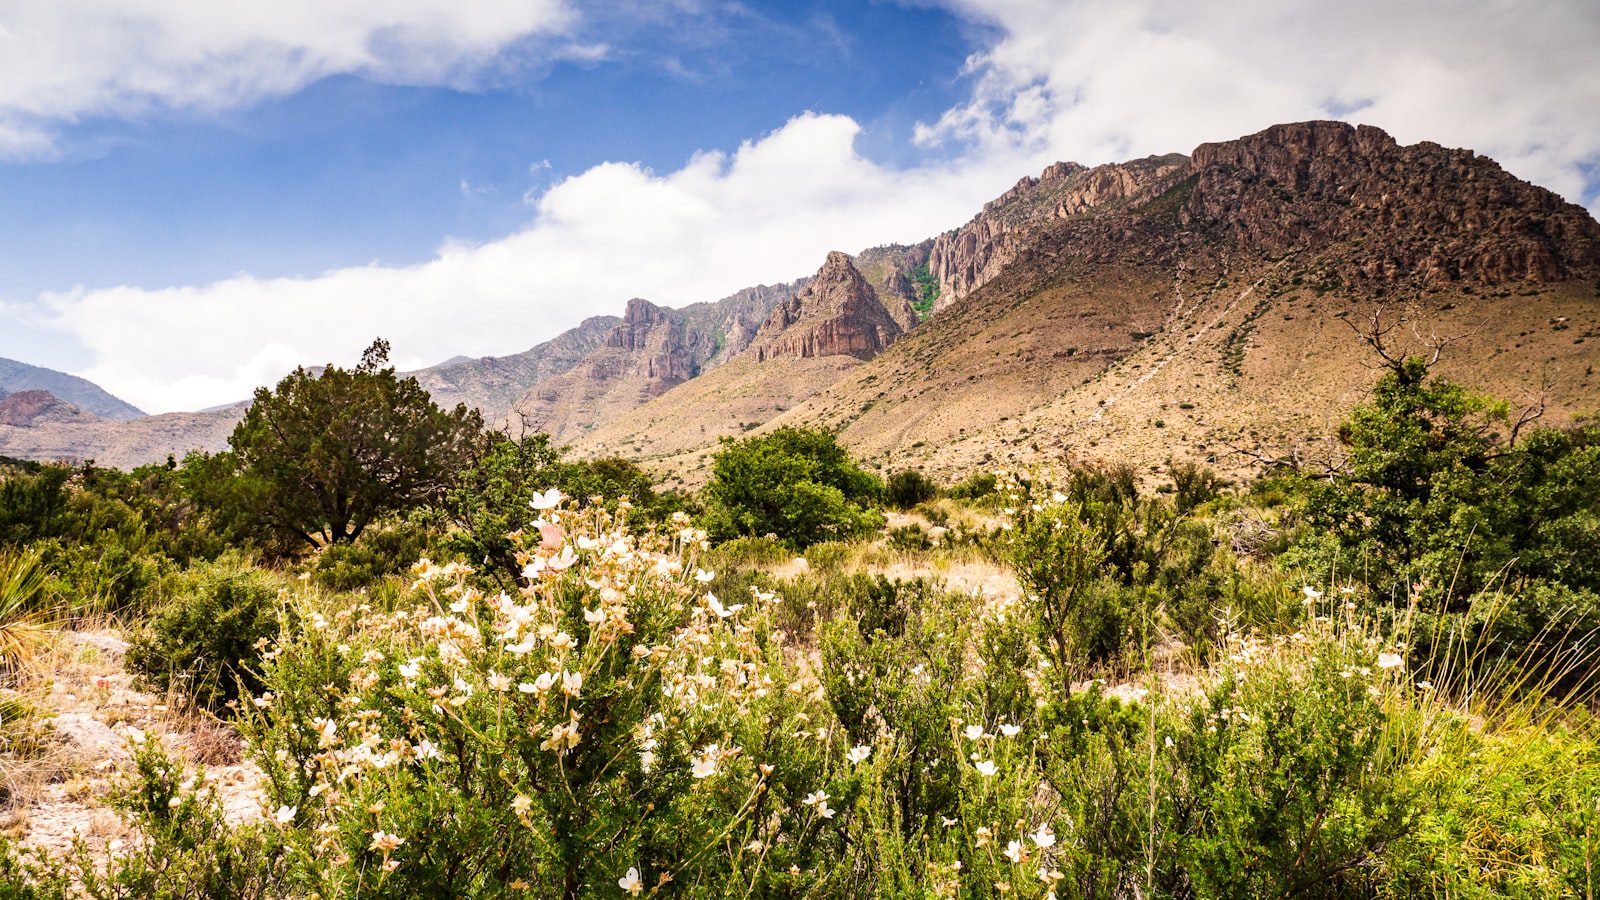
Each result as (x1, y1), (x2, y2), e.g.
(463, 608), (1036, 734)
(0, 0), (574, 157)
(925, 0), (1600, 212)
(36, 113), (1021, 412)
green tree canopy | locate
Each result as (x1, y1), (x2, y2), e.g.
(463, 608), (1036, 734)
(224, 339), (483, 548)
(1287, 349), (1600, 686)
(701, 426), (882, 547)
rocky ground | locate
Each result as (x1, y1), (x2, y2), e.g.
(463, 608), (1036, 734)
(1, 630), (263, 858)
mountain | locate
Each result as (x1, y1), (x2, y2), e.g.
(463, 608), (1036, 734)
(0, 358), (145, 421)
(748, 252), (904, 362)
(0, 313), (628, 468)
(499, 283), (796, 442)
(571, 122), (1600, 484)
(0, 391), (102, 427)
(408, 315), (620, 420)
(571, 251), (922, 485)
(0, 402), (246, 469)
(4, 121), (1596, 479)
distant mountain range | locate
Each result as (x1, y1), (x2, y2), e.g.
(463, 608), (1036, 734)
(3, 121), (1597, 480)
(0, 358), (145, 421)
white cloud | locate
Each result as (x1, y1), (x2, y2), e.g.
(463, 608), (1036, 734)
(925, 0), (1600, 213)
(0, 0), (575, 156)
(36, 113), (1023, 413)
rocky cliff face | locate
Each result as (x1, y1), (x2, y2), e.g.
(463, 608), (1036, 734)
(0, 390), (101, 427)
(680, 283), (798, 367)
(501, 283), (796, 442)
(1179, 121), (1600, 283)
(925, 121), (1600, 315)
(606, 298), (697, 383)
(927, 156), (1187, 309)
(853, 244), (929, 331)
(503, 299), (695, 441)
(748, 252), (905, 363)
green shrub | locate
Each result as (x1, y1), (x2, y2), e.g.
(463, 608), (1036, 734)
(947, 471), (999, 500)
(1167, 459), (1227, 513)
(445, 434), (688, 582)
(886, 523), (933, 552)
(126, 558), (287, 712)
(307, 520), (433, 592)
(819, 576), (972, 834)
(1284, 357), (1600, 685)
(704, 534), (790, 569)
(702, 427), (883, 548)
(886, 469), (940, 509)
(238, 505), (845, 897)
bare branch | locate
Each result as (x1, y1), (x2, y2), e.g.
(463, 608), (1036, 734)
(1507, 379), (1552, 449)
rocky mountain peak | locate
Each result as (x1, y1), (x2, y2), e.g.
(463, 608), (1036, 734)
(928, 154), (1187, 308)
(608, 298), (677, 353)
(1188, 120), (1397, 184)
(0, 390), (101, 428)
(748, 252), (904, 363)
(1180, 121), (1600, 282)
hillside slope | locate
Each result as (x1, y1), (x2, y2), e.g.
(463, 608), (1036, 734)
(574, 252), (921, 474)
(0, 403), (246, 469)
(500, 283), (795, 442)
(578, 122), (1600, 483)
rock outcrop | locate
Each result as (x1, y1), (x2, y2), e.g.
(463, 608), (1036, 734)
(748, 252), (905, 362)
(925, 121), (1600, 315)
(501, 284), (795, 442)
(0, 358), (145, 421)
(1180, 121), (1600, 283)
(853, 243), (932, 331)
(927, 155), (1186, 309)
(0, 390), (102, 427)
(410, 314), (619, 420)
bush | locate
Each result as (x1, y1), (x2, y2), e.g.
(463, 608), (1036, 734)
(947, 471), (999, 500)
(445, 434), (687, 583)
(126, 558), (287, 712)
(1167, 459), (1227, 514)
(704, 535), (790, 569)
(307, 519), (434, 592)
(803, 540), (853, 573)
(886, 523), (933, 552)
(886, 469), (939, 509)
(237, 505), (844, 896)
(0, 737), (286, 898)
(701, 427), (883, 548)
(1286, 357), (1600, 683)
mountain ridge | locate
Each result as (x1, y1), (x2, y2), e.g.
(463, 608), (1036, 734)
(0, 358), (145, 422)
(3, 121), (1596, 476)
(571, 121), (1600, 484)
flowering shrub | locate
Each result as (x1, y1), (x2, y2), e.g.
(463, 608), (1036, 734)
(4, 482), (1598, 898)
(239, 500), (852, 896)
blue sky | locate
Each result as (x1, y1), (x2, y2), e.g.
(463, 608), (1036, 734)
(1, 0), (1596, 412)
(0, 2), (977, 300)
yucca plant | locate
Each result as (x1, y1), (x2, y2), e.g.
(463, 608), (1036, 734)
(0, 550), (53, 676)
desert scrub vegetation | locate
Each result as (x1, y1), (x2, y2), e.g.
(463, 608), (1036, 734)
(2, 490), (1595, 896)
(0, 343), (1597, 896)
